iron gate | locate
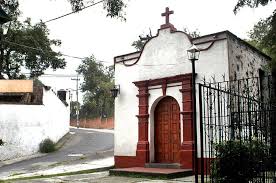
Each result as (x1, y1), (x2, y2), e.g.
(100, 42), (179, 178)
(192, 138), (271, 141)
(198, 76), (276, 183)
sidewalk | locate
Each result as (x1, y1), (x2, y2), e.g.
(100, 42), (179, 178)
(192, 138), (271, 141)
(1, 156), (196, 182)
(1, 157), (114, 181)
(10, 171), (196, 183)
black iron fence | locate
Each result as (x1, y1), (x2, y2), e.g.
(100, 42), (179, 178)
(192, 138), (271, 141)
(198, 75), (276, 183)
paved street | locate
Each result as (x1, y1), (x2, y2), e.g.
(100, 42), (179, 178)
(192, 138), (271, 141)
(0, 127), (114, 179)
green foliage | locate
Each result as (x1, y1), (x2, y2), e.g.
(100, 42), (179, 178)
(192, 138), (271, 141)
(39, 138), (56, 153)
(182, 27), (200, 38)
(131, 27), (200, 51)
(234, 0), (276, 70)
(0, 1), (65, 79)
(103, 0), (126, 20)
(131, 39), (145, 51)
(248, 11), (276, 69)
(68, 0), (126, 20)
(211, 140), (270, 183)
(77, 55), (114, 118)
(234, 0), (273, 14)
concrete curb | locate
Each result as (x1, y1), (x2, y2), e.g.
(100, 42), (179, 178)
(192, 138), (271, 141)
(2, 166), (114, 181)
(0, 153), (46, 168)
(1, 156), (115, 180)
(70, 126), (114, 133)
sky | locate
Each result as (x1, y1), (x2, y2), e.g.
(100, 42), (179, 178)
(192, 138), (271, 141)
(18, 0), (276, 102)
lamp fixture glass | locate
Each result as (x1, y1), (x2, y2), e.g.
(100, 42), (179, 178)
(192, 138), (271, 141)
(187, 44), (200, 60)
(110, 85), (120, 98)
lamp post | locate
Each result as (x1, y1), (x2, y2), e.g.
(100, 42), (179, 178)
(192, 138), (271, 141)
(187, 44), (200, 182)
(71, 75), (80, 128)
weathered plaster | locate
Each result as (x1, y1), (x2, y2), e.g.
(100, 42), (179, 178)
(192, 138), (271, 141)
(0, 88), (70, 157)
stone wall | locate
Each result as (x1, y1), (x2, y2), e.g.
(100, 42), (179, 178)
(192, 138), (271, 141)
(70, 117), (114, 129)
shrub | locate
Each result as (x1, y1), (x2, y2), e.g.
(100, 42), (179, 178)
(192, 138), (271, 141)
(211, 140), (269, 183)
(39, 138), (56, 153)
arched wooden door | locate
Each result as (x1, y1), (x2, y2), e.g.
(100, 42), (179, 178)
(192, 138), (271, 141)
(154, 96), (181, 163)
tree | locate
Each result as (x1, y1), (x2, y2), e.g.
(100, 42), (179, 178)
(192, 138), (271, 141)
(234, 0), (276, 68)
(248, 11), (276, 68)
(68, 0), (126, 20)
(77, 55), (114, 118)
(234, 0), (274, 13)
(0, 0), (127, 78)
(131, 27), (200, 51)
(0, 1), (65, 79)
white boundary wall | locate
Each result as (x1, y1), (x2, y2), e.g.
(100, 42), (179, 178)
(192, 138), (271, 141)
(0, 88), (70, 156)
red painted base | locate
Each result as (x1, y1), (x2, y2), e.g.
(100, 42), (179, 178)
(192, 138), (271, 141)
(114, 156), (139, 168)
(179, 141), (194, 169)
(115, 156), (214, 175)
(197, 158), (216, 175)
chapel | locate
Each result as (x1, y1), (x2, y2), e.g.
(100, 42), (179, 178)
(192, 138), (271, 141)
(113, 7), (270, 170)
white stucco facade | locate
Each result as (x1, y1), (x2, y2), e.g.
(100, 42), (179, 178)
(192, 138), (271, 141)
(114, 25), (270, 167)
(0, 88), (70, 158)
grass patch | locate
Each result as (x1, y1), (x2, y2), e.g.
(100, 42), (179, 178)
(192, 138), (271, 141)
(39, 132), (72, 154)
(9, 172), (24, 177)
(1, 166), (114, 182)
(39, 139), (56, 153)
(110, 171), (173, 180)
(0, 139), (4, 146)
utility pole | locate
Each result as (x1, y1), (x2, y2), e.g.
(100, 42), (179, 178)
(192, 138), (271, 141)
(71, 75), (80, 128)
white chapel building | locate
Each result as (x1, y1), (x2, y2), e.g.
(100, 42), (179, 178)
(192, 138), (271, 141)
(113, 7), (270, 170)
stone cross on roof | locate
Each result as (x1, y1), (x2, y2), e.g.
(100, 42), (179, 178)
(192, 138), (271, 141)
(162, 7), (174, 25)
(160, 7), (176, 31)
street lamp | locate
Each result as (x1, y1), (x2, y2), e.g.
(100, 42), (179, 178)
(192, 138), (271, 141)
(187, 44), (200, 182)
(110, 85), (120, 98)
(187, 44), (200, 61)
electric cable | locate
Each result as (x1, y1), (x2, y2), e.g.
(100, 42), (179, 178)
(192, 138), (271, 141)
(44, 0), (105, 23)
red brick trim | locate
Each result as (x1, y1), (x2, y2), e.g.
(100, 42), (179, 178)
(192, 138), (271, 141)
(129, 73), (194, 169)
(162, 80), (167, 96)
(133, 74), (192, 87)
(133, 80), (150, 165)
(179, 76), (195, 169)
(114, 156), (141, 168)
(115, 155), (215, 175)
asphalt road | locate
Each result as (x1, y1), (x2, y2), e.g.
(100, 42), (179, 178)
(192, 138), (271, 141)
(0, 127), (114, 177)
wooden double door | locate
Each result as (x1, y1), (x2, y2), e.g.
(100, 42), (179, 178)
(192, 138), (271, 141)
(154, 96), (181, 163)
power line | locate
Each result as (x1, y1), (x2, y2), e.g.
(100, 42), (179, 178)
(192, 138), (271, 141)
(3, 40), (111, 63)
(4, 40), (84, 60)
(5, 40), (187, 67)
(21, 72), (83, 77)
(44, 0), (105, 23)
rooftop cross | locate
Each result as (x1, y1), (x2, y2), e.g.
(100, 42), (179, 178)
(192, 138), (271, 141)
(161, 7), (174, 25)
